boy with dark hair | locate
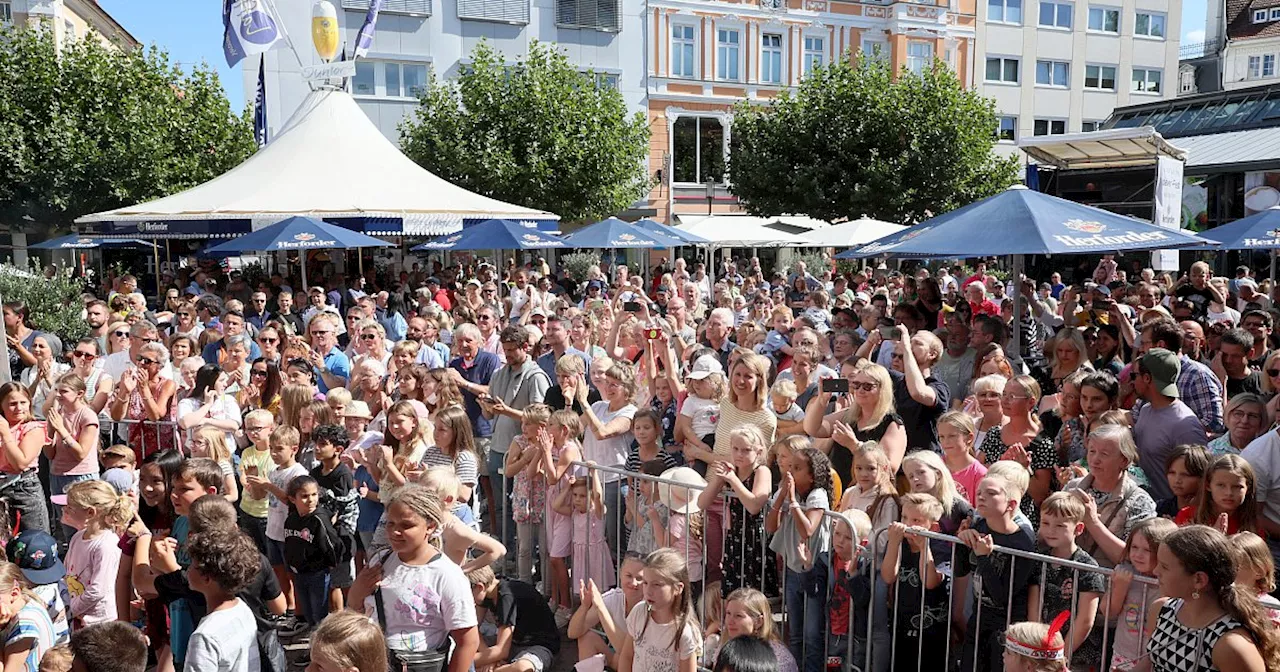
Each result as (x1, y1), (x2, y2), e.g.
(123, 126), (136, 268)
(68, 621), (147, 672)
(309, 424), (357, 611)
(283, 475), (341, 627)
(185, 531), (262, 672)
(467, 564), (560, 672)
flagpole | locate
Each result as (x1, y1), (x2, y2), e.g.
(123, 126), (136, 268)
(260, 0), (307, 71)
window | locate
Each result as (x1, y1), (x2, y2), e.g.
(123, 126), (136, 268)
(997, 116), (1017, 141)
(989, 0), (1023, 23)
(342, 0), (431, 14)
(804, 36), (824, 75)
(1267, 54), (1277, 77)
(1134, 12), (1165, 37)
(672, 25), (696, 78)
(1132, 68), (1162, 93)
(985, 57), (1020, 83)
(1034, 119), (1067, 135)
(761, 34), (783, 84)
(861, 39), (888, 62)
(1082, 120), (1101, 132)
(716, 29), (740, 81)
(672, 117), (726, 184)
(1039, 1), (1072, 27)
(555, 0), (620, 31)
(457, 0), (527, 23)
(1084, 64), (1117, 89)
(1087, 6), (1119, 32)
(0, 2), (10, 24)
(1272, 7), (1280, 19)
(1250, 55), (1262, 79)
(906, 41), (933, 75)
(1036, 60), (1070, 86)
(595, 73), (619, 89)
(354, 62), (376, 95)
(1255, 8), (1268, 22)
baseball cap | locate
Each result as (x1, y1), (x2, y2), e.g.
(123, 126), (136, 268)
(6, 530), (64, 585)
(103, 468), (135, 496)
(686, 354), (724, 381)
(587, 280), (605, 291)
(853, 292), (871, 305)
(1093, 285), (1111, 297)
(1138, 348), (1181, 398)
(426, 277), (441, 286)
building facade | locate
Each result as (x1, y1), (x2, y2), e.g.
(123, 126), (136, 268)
(1, 0), (137, 50)
(1191, 0), (1280, 92)
(973, 0), (1180, 149)
(247, 0), (646, 144)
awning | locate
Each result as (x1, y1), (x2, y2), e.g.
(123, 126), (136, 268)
(1018, 126), (1187, 170)
(674, 215), (812, 247)
(1174, 126), (1280, 171)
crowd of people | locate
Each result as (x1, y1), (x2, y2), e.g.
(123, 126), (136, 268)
(1, 252), (1280, 672)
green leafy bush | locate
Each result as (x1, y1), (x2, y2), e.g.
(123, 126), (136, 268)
(0, 264), (88, 345)
(560, 252), (602, 283)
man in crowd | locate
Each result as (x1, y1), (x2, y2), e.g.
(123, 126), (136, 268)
(306, 312), (350, 394)
(1215, 328), (1263, 398)
(702, 307), (737, 370)
(274, 290), (306, 336)
(536, 315), (590, 380)
(1136, 318), (1224, 435)
(246, 292), (273, 331)
(200, 310), (262, 365)
(1132, 348), (1208, 500)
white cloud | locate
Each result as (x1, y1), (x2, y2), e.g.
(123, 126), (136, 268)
(1184, 29), (1206, 43)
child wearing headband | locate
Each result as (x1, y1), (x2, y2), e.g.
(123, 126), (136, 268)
(1003, 614), (1069, 672)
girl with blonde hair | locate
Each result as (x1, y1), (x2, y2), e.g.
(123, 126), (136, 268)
(309, 610), (388, 672)
(618, 548), (702, 672)
(63, 479), (135, 625)
(189, 425), (238, 502)
(701, 588), (798, 672)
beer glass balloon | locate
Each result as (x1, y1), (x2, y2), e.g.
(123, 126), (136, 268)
(311, 1), (340, 62)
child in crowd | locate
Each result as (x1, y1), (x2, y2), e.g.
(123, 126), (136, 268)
(1229, 531), (1280, 626)
(245, 425), (308, 619)
(349, 486), (479, 670)
(541, 409), (583, 620)
(61, 480), (132, 628)
(1104, 517), (1176, 671)
(183, 531), (263, 672)
(120, 449), (181, 666)
(1026, 492), (1103, 672)
(310, 424), (358, 611)
(467, 564), (561, 672)
(283, 475), (341, 627)
(506, 404), (550, 586)
(676, 355), (725, 476)
(881, 493), (950, 672)
(625, 409), (678, 473)
(99, 444), (137, 491)
(985, 461), (1036, 534)
(39, 644), (70, 672)
(553, 470), (615, 593)
(1157, 444), (1208, 519)
(238, 409), (276, 553)
(712, 637), (778, 672)
(6, 531), (69, 645)
(839, 442), (899, 556)
(901, 449), (973, 557)
(757, 306), (794, 362)
(427, 406), (480, 514)
(369, 400), (430, 505)
(1175, 453), (1258, 534)
(189, 426), (237, 502)
(1002, 620), (1070, 672)
(568, 552), (645, 669)
(698, 424), (776, 598)
(341, 401), (383, 460)
(937, 410), (987, 506)
(955, 469), (1036, 672)
(322, 389), (351, 427)
(0, 561), (58, 672)
(648, 372), (679, 450)
(701, 588), (798, 672)
(767, 447), (832, 672)
(824, 509), (872, 672)
(352, 444), (383, 574)
(65, 621), (155, 672)
(619, 548), (702, 672)
(307, 610), (387, 672)
(420, 467), (506, 572)
(655, 467), (707, 605)
(769, 379), (805, 426)
(627, 460), (669, 557)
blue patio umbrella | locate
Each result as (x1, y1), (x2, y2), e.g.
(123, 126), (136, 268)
(1185, 206), (1280, 250)
(412, 218), (566, 252)
(30, 235), (156, 250)
(203, 216), (393, 291)
(563, 217), (684, 248)
(837, 185), (1211, 259)
(633, 218), (710, 245)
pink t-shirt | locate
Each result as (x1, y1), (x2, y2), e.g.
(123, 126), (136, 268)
(951, 460), (988, 508)
(64, 529), (121, 626)
(7, 421), (45, 473)
(51, 406), (99, 476)
(669, 513), (703, 582)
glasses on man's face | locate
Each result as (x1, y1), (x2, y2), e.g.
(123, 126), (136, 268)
(70, 351), (95, 361)
(253, 299), (266, 304)
(478, 315), (493, 321)
(311, 330), (333, 337)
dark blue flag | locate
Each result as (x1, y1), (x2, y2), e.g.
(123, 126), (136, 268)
(253, 56), (268, 148)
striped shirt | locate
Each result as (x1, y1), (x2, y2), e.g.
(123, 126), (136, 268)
(2, 600), (56, 671)
(419, 446), (479, 489)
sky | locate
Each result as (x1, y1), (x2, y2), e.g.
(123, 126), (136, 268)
(100, 0), (1208, 110)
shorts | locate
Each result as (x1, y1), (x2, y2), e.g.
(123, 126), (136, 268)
(332, 534), (356, 587)
(266, 538), (287, 566)
(512, 645), (555, 672)
(356, 530), (375, 553)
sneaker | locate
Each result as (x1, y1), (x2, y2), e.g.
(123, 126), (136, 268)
(554, 607), (571, 630)
(535, 580), (545, 594)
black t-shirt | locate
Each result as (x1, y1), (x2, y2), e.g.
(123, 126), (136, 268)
(156, 553), (282, 631)
(1175, 284), (1216, 317)
(829, 413), (902, 488)
(953, 518), (1036, 627)
(312, 462), (356, 533)
(1227, 371), (1264, 398)
(542, 386), (600, 414)
(888, 369), (950, 453)
(482, 579), (560, 653)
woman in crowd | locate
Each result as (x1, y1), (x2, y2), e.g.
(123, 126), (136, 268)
(965, 373), (1008, 449)
(255, 325), (282, 366)
(109, 341), (177, 460)
(21, 335), (66, 420)
(4, 301), (47, 377)
(106, 321), (131, 356)
(1208, 393), (1267, 455)
(238, 357), (282, 416)
(978, 374), (1055, 523)
(1064, 424), (1157, 568)
(175, 363), (241, 453)
(420, 367), (462, 414)
(355, 320), (391, 368)
(545, 355), (593, 414)
(1046, 328), (1093, 397)
(1090, 324), (1125, 376)
(66, 337), (111, 415)
(166, 335), (196, 380)
(804, 359), (905, 485)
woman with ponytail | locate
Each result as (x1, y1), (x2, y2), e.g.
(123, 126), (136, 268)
(1147, 525), (1278, 672)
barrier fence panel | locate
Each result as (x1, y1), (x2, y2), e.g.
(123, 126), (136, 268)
(99, 418), (183, 460)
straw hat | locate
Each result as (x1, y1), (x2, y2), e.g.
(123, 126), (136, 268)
(342, 400), (373, 420)
(659, 467), (708, 515)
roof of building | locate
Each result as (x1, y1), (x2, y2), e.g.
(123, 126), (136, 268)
(1175, 126), (1280, 168)
(72, 0), (139, 49)
(1229, 0), (1280, 39)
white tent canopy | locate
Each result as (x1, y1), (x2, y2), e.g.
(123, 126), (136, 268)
(791, 217), (906, 247)
(675, 215), (814, 247)
(77, 89), (557, 236)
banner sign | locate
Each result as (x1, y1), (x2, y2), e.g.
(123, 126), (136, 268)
(1151, 155), (1184, 271)
(302, 61), (357, 82)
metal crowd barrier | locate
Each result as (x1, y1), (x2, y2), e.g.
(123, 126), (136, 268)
(553, 461), (1160, 672)
(98, 418), (183, 458)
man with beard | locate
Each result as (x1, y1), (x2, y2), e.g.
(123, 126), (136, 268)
(934, 315), (977, 400)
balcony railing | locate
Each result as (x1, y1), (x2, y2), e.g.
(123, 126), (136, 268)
(1181, 39), (1220, 59)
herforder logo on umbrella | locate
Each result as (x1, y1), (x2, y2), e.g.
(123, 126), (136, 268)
(1054, 219), (1168, 248)
(275, 232), (336, 249)
(613, 233), (655, 246)
(1243, 229), (1280, 247)
(859, 226), (932, 254)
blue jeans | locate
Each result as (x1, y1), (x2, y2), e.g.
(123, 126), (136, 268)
(487, 450), (516, 553)
(786, 565), (828, 672)
(294, 569), (331, 625)
(51, 472), (98, 550)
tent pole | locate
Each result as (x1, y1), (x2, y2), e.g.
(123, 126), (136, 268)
(1012, 254), (1024, 368)
(1271, 250), (1276, 286)
(153, 242), (161, 300)
(302, 253), (309, 294)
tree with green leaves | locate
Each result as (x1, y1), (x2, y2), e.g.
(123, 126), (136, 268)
(400, 41), (650, 224)
(0, 27), (255, 229)
(729, 55), (1019, 225)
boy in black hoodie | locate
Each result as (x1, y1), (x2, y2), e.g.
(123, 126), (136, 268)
(283, 475), (341, 627)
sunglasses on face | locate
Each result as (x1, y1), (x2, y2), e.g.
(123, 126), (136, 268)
(1268, 369), (1280, 377)
(70, 351), (95, 360)
(252, 369), (268, 378)
(310, 330), (333, 337)
(114, 331), (129, 338)
(136, 356), (159, 366)
(361, 334), (378, 341)
(178, 312), (193, 317)
(260, 337), (278, 344)
(850, 381), (879, 392)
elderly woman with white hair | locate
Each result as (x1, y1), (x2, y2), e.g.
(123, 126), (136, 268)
(351, 357), (391, 419)
(109, 341), (178, 459)
(1064, 423), (1157, 568)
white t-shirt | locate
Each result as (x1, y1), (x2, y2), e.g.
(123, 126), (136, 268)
(581, 402), (637, 483)
(362, 551), (477, 652)
(680, 396), (720, 439)
(176, 394), (241, 453)
(601, 588), (629, 631)
(625, 601), (702, 671)
(183, 599), (260, 672)
(266, 462), (309, 541)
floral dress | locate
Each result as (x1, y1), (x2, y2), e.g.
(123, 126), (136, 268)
(980, 426), (1054, 528)
(721, 469), (779, 598)
(511, 437), (546, 525)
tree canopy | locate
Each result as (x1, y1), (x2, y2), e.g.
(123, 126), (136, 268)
(399, 41), (651, 224)
(0, 27), (255, 229)
(729, 55), (1019, 225)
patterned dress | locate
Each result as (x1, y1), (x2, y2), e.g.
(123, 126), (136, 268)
(980, 426), (1054, 527)
(720, 469), (779, 598)
(1148, 598), (1243, 672)
(127, 381), (177, 461)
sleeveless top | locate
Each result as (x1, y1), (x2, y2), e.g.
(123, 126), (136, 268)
(829, 412), (902, 488)
(1148, 598), (1244, 672)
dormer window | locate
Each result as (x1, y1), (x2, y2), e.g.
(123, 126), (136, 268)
(1255, 8), (1268, 22)
(1271, 7), (1280, 19)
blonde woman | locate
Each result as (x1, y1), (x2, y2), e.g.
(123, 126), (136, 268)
(978, 374), (1055, 525)
(353, 320), (391, 369)
(1261, 349), (1280, 422)
(804, 359), (906, 485)
(964, 374), (1009, 449)
(1046, 328), (1093, 398)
